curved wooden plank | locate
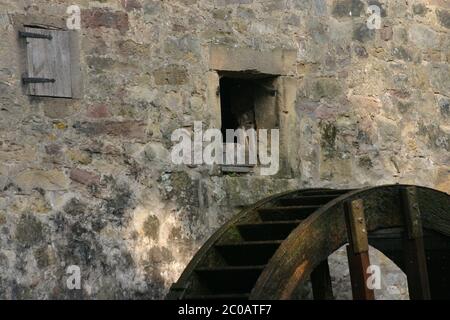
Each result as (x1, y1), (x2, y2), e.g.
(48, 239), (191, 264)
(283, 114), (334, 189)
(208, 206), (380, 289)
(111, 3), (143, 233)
(167, 188), (334, 299)
(251, 185), (450, 300)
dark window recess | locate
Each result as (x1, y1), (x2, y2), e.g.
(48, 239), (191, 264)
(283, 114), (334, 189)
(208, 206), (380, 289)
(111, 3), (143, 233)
(218, 73), (278, 173)
(220, 77), (258, 142)
(20, 26), (79, 98)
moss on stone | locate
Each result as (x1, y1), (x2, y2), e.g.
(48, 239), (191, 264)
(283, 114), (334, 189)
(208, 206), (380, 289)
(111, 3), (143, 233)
(332, 0), (364, 18)
(64, 198), (87, 216)
(0, 213), (6, 225)
(311, 78), (343, 100)
(358, 156), (373, 169)
(437, 10), (450, 29)
(34, 247), (50, 268)
(15, 214), (44, 247)
(413, 4), (428, 16)
(321, 123), (337, 158)
(143, 215), (160, 240)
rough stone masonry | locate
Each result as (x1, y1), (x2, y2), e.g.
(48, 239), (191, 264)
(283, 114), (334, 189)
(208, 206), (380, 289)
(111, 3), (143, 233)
(0, 0), (448, 299)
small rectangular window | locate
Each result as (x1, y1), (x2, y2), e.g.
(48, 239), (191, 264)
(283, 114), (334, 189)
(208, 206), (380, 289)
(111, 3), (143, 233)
(21, 26), (79, 98)
(220, 77), (257, 140)
(218, 72), (278, 174)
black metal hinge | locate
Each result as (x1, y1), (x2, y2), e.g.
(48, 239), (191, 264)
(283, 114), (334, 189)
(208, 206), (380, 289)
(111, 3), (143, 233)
(19, 31), (52, 40)
(22, 77), (56, 84)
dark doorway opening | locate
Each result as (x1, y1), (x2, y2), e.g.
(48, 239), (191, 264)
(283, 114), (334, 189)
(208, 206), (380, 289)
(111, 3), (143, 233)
(219, 73), (278, 143)
(220, 77), (256, 142)
(218, 72), (278, 173)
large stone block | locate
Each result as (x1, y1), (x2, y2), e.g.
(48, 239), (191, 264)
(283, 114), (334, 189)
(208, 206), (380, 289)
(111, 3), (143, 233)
(14, 170), (69, 192)
(70, 168), (101, 186)
(430, 64), (450, 96)
(153, 65), (189, 85)
(408, 24), (440, 49)
(81, 8), (129, 34)
(73, 121), (147, 140)
(209, 45), (296, 76)
(0, 143), (38, 163)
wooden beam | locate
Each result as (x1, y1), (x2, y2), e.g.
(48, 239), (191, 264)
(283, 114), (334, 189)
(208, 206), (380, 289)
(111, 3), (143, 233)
(251, 186), (450, 300)
(400, 187), (431, 300)
(311, 259), (334, 300)
(345, 199), (375, 300)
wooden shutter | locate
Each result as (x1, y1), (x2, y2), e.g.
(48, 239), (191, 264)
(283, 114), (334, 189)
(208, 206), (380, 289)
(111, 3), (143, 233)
(24, 27), (72, 98)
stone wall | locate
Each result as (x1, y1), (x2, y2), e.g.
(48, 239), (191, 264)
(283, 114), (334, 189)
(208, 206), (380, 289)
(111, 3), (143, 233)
(0, 0), (448, 299)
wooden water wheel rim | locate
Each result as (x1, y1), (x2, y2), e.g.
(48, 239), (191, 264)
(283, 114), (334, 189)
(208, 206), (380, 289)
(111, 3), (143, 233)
(168, 185), (450, 300)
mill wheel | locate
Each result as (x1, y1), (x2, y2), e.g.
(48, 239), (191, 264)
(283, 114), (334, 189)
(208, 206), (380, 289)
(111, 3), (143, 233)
(167, 185), (450, 300)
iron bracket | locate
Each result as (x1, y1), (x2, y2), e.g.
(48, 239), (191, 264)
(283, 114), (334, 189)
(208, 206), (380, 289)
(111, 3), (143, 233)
(19, 31), (52, 40)
(22, 77), (56, 84)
